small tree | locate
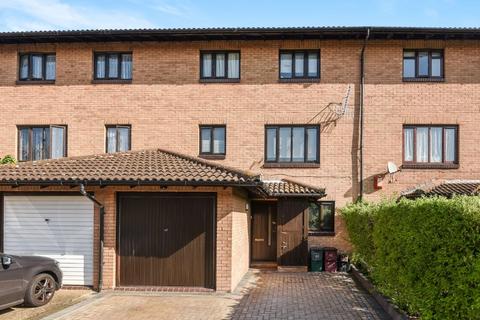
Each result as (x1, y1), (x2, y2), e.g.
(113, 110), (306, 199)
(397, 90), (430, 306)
(0, 155), (16, 164)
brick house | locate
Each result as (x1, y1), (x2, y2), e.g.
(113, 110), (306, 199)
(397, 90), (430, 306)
(0, 27), (479, 292)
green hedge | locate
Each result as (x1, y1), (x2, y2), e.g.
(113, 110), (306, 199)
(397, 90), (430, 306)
(342, 197), (480, 319)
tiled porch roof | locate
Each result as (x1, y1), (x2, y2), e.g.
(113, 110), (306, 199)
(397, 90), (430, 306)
(0, 149), (260, 187)
(401, 180), (480, 199)
(261, 179), (325, 198)
(0, 150), (326, 198)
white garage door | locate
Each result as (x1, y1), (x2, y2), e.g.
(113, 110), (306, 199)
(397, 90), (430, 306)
(4, 195), (94, 286)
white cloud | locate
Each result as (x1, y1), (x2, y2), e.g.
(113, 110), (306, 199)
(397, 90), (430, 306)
(0, 0), (155, 31)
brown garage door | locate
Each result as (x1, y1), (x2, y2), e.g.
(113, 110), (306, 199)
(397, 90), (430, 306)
(117, 193), (216, 289)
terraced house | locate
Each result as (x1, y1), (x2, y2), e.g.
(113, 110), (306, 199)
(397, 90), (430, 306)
(0, 27), (479, 292)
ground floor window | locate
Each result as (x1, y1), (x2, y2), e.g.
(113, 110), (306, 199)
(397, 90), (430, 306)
(308, 201), (335, 234)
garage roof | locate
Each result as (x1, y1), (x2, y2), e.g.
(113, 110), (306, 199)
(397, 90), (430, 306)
(0, 149), (260, 187)
(401, 180), (480, 199)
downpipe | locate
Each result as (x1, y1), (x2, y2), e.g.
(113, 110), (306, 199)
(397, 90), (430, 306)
(79, 184), (105, 292)
(358, 27), (370, 202)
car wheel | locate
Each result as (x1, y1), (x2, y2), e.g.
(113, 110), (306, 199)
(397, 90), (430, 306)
(24, 273), (56, 307)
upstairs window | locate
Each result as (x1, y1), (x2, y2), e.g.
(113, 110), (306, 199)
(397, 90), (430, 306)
(18, 125), (66, 161)
(19, 53), (56, 81)
(279, 50), (320, 80)
(403, 125), (458, 167)
(199, 125), (226, 157)
(94, 53), (132, 80)
(265, 125), (319, 164)
(309, 201), (335, 234)
(200, 51), (240, 81)
(403, 50), (443, 80)
(106, 125), (131, 153)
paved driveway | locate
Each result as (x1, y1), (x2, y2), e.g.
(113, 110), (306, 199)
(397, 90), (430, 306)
(49, 271), (389, 320)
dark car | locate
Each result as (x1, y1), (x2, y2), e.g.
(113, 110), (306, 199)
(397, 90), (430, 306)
(0, 253), (62, 310)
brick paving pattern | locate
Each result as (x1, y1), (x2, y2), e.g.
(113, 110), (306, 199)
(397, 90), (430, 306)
(51, 271), (389, 320)
(229, 271), (389, 320)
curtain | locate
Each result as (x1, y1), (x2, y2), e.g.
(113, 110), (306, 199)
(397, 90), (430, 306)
(416, 127), (428, 162)
(279, 127), (291, 161)
(445, 128), (456, 161)
(213, 127), (225, 154)
(19, 128), (30, 161)
(201, 128), (211, 153)
(121, 54), (132, 79)
(307, 128), (318, 161)
(96, 55), (106, 79)
(20, 55), (29, 79)
(51, 126), (64, 159)
(117, 127), (130, 152)
(108, 54), (119, 78)
(308, 53), (318, 77)
(31, 55), (43, 79)
(46, 55), (56, 80)
(106, 127), (117, 153)
(280, 53), (292, 78)
(418, 52), (429, 76)
(292, 127), (305, 162)
(32, 128), (45, 160)
(215, 53), (225, 77)
(294, 52), (304, 77)
(404, 128), (414, 161)
(227, 53), (239, 79)
(430, 127), (443, 162)
(266, 128), (276, 161)
(202, 54), (212, 77)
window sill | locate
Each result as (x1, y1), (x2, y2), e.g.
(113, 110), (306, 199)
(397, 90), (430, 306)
(402, 163), (459, 170)
(279, 78), (320, 83)
(263, 162), (320, 168)
(198, 154), (226, 160)
(16, 80), (55, 85)
(199, 78), (240, 83)
(309, 231), (335, 237)
(402, 77), (445, 82)
(91, 79), (132, 84)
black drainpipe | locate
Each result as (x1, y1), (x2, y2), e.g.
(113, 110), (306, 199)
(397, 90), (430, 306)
(79, 184), (105, 292)
(359, 27), (371, 202)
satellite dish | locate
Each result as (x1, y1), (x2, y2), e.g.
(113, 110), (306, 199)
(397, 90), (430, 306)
(387, 161), (399, 174)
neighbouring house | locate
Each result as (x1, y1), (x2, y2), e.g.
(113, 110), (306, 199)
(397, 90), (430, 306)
(0, 27), (479, 291)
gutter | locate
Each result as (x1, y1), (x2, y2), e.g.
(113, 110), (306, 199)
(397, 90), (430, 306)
(358, 27), (370, 202)
(79, 184), (105, 292)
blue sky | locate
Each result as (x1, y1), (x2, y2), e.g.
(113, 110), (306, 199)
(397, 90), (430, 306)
(0, 0), (479, 32)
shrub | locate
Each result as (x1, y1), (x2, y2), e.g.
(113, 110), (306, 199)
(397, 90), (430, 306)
(342, 197), (480, 319)
(0, 155), (16, 164)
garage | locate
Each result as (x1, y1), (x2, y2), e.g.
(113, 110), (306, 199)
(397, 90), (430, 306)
(3, 195), (94, 286)
(117, 193), (216, 289)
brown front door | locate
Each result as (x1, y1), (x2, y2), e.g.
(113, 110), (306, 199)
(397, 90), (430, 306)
(251, 202), (277, 262)
(277, 198), (308, 266)
(117, 193), (215, 288)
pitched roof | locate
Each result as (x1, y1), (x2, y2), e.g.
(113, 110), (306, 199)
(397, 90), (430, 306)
(401, 180), (480, 199)
(2, 26), (480, 44)
(0, 149), (260, 186)
(261, 179), (325, 198)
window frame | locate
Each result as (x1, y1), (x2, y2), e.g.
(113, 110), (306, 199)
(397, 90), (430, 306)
(93, 52), (133, 81)
(17, 125), (67, 161)
(402, 49), (444, 81)
(402, 125), (459, 169)
(17, 52), (56, 83)
(199, 51), (241, 82)
(308, 201), (335, 235)
(278, 50), (320, 82)
(264, 124), (320, 166)
(199, 125), (227, 158)
(105, 125), (132, 153)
